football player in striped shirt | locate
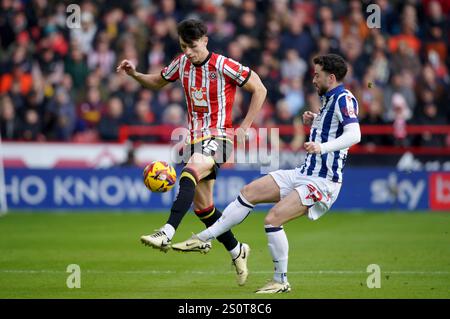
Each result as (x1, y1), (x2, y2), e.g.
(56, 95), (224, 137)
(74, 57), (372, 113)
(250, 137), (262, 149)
(172, 54), (361, 293)
(116, 19), (267, 286)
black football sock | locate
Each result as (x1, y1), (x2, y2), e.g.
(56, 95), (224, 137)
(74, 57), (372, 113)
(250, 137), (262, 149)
(166, 168), (198, 230)
(195, 206), (239, 251)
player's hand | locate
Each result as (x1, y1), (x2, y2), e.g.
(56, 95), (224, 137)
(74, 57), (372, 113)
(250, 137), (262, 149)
(302, 111), (317, 126)
(116, 59), (137, 77)
(304, 142), (322, 154)
(236, 127), (249, 145)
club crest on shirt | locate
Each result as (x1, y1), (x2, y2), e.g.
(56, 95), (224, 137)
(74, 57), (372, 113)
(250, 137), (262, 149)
(209, 72), (217, 80)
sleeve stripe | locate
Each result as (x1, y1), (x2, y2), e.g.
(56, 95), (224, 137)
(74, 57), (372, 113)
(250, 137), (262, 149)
(222, 57), (251, 86)
(238, 69), (251, 87)
(160, 70), (176, 82)
(223, 64), (250, 85)
(351, 97), (359, 115)
(161, 56), (182, 81)
(337, 94), (358, 112)
(223, 66), (238, 81)
(225, 58), (240, 69)
(337, 93), (359, 124)
(223, 64), (240, 78)
(337, 94), (346, 106)
(164, 61), (180, 79)
(223, 63), (248, 81)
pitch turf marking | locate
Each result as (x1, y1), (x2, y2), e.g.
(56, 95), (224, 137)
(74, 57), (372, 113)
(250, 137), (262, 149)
(1, 270), (449, 275)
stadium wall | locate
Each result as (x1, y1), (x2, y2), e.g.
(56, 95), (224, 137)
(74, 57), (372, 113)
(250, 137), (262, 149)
(2, 168), (449, 212)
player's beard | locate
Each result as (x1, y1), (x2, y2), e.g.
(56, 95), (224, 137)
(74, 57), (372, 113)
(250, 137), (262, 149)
(316, 83), (328, 96)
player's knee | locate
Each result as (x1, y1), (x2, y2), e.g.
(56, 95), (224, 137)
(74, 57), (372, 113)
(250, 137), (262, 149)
(185, 163), (211, 180)
(184, 162), (201, 174)
(265, 208), (283, 227)
(193, 198), (213, 211)
(241, 183), (258, 204)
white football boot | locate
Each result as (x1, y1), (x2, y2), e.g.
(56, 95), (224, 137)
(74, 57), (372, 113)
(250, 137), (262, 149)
(171, 234), (212, 254)
(232, 243), (250, 286)
(255, 280), (291, 294)
(140, 229), (171, 252)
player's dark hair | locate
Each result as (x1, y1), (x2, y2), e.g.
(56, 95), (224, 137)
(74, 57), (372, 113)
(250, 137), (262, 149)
(177, 19), (208, 45)
(313, 54), (348, 81)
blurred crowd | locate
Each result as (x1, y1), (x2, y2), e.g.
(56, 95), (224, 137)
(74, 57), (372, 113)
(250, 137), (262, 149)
(0, 0), (449, 148)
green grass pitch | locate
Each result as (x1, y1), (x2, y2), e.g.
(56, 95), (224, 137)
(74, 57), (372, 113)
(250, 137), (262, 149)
(0, 211), (449, 299)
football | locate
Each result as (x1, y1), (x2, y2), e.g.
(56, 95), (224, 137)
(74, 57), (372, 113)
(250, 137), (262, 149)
(143, 161), (177, 192)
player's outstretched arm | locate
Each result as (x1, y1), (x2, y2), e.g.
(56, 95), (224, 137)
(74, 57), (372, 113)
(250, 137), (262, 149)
(304, 122), (361, 154)
(239, 71), (267, 132)
(116, 59), (168, 90)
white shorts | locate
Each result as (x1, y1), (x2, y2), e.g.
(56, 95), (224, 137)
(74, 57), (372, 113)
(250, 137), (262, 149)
(268, 168), (342, 221)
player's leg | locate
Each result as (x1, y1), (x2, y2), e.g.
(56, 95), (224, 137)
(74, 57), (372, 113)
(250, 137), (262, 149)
(192, 179), (250, 285)
(256, 190), (308, 294)
(164, 136), (234, 237)
(257, 176), (341, 293)
(192, 179), (240, 256)
(200, 174), (281, 241)
(172, 174), (280, 249)
(141, 152), (215, 251)
(164, 152), (214, 234)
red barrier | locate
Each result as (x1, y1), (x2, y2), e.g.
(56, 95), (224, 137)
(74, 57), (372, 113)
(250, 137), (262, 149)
(118, 124), (450, 155)
(349, 145), (450, 155)
(268, 125), (450, 135)
(119, 125), (176, 143)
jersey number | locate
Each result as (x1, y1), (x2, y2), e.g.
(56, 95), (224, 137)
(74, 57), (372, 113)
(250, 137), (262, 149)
(202, 140), (219, 155)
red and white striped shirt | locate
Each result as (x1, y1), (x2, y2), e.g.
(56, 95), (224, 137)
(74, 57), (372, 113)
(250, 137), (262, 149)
(161, 52), (251, 142)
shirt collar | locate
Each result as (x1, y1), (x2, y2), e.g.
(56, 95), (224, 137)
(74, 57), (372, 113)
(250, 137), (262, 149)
(324, 84), (345, 98)
(193, 51), (212, 67)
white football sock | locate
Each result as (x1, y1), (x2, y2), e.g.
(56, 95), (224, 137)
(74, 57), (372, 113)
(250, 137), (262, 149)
(229, 242), (241, 260)
(161, 224), (175, 240)
(265, 224), (289, 283)
(197, 193), (254, 242)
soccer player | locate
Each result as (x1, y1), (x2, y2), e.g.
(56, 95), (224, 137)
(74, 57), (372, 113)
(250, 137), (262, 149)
(172, 54), (361, 293)
(116, 19), (267, 286)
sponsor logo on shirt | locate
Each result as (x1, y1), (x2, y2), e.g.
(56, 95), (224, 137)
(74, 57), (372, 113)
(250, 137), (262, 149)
(190, 87), (209, 113)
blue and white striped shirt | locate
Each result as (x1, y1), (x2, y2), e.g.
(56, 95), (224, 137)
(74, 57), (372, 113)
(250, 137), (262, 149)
(298, 84), (359, 183)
